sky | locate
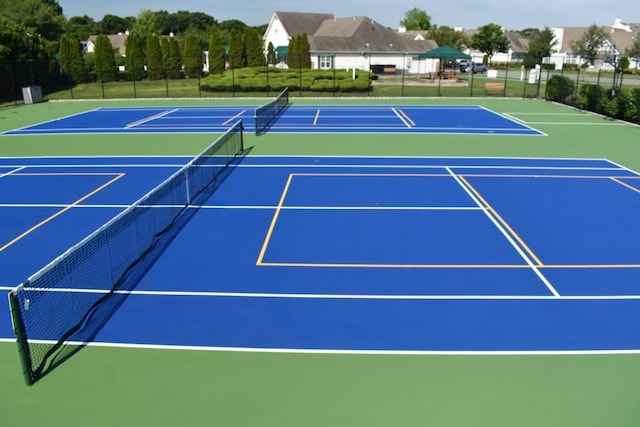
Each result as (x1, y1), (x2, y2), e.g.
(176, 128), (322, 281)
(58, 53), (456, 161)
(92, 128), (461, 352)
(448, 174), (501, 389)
(56, 0), (638, 31)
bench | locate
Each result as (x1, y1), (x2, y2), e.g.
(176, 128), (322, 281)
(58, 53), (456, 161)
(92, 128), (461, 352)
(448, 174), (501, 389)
(484, 82), (505, 96)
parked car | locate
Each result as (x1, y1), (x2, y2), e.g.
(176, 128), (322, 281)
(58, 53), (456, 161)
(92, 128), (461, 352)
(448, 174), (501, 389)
(459, 62), (487, 73)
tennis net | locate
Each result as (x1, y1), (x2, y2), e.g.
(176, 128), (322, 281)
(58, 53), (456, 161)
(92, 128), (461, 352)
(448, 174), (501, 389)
(7, 120), (244, 385)
(254, 87), (289, 135)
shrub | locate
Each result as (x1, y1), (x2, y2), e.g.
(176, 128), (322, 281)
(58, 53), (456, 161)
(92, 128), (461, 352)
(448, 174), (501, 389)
(598, 91), (618, 117)
(576, 84), (603, 111)
(545, 75), (575, 102)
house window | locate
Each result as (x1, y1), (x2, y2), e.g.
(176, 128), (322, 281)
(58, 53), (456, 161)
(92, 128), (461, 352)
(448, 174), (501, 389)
(318, 55), (333, 69)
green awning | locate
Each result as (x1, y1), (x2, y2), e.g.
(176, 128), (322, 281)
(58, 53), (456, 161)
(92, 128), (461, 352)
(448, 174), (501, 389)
(418, 45), (471, 60)
(275, 46), (288, 60)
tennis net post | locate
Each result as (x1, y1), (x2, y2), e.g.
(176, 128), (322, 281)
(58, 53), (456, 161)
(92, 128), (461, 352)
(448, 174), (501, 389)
(7, 120), (244, 385)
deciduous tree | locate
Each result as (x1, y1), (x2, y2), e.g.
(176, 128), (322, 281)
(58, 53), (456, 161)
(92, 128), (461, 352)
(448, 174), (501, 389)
(400, 8), (432, 31)
(471, 23), (509, 64)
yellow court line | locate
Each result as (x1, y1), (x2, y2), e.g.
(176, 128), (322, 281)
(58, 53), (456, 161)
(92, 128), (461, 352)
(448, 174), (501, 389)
(457, 175), (545, 267)
(259, 262), (533, 268)
(256, 173), (294, 265)
(461, 173), (640, 179)
(222, 109), (247, 126)
(0, 173), (125, 252)
(313, 109), (321, 126)
(258, 261), (640, 269)
(291, 173), (452, 177)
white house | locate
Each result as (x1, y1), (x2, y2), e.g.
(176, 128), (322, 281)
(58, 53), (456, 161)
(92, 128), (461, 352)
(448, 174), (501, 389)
(549, 19), (640, 70)
(263, 12), (438, 74)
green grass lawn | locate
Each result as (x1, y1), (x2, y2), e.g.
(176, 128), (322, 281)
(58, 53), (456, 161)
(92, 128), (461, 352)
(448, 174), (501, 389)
(1, 97), (639, 426)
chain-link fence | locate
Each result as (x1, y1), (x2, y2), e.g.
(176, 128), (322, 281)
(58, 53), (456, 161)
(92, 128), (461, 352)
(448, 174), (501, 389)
(2, 54), (637, 104)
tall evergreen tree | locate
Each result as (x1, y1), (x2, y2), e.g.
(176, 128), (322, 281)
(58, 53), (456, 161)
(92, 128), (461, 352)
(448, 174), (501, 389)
(67, 37), (86, 83)
(94, 34), (116, 82)
(160, 37), (170, 74)
(166, 37), (182, 79)
(58, 34), (72, 76)
(227, 31), (244, 69)
(286, 36), (298, 69)
(182, 32), (202, 78)
(267, 42), (276, 65)
(208, 29), (226, 74)
(125, 34), (145, 80)
(146, 34), (163, 79)
(298, 33), (311, 69)
(243, 27), (264, 67)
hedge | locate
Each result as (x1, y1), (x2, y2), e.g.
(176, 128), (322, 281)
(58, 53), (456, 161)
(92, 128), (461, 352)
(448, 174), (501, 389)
(199, 67), (371, 93)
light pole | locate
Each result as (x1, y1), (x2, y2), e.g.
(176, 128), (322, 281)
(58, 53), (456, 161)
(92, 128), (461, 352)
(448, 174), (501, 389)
(25, 32), (35, 86)
(365, 43), (371, 95)
(611, 44), (619, 96)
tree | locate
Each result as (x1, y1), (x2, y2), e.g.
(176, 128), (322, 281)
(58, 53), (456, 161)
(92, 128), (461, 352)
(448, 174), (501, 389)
(155, 10), (217, 36)
(428, 26), (468, 50)
(0, 16), (27, 61)
(99, 14), (132, 34)
(146, 34), (163, 80)
(527, 27), (556, 63)
(125, 34), (145, 80)
(67, 37), (86, 83)
(625, 37), (640, 69)
(219, 19), (247, 33)
(243, 27), (264, 67)
(471, 23), (510, 64)
(131, 9), (158, 43)
(165, 36), (181, 79)
(0, 0), (65, 41)
(182, 32), (202, 78)
(297, 34), (311, 69)
(208, 29), (225, 74)
(58, 34), (85, 83)
(94, 34), (116, 81)
(266, 41), (276, 65)
(58, 34), (72, 74)
(287, 35), (298, 69)
(570, 25), (606, 66)
(400, 8), (432, 31)
(65, 15), (98, 42)
(227, 31), (244, 69)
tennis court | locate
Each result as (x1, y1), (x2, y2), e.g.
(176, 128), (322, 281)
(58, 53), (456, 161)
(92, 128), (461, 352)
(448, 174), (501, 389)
(2, 97), (640, 427)
(2, 105), (544, 135)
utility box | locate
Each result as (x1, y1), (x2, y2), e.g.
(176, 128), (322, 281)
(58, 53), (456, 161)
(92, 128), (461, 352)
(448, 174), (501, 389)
(22, 85), (43, 104)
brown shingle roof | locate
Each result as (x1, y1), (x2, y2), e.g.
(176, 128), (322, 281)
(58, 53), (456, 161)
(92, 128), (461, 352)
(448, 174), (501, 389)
(307, 16), (435, 53)
(275, 11), (334, 36)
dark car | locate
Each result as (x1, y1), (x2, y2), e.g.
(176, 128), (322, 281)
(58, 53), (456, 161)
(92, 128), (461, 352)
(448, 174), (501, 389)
(459, 62), (487, 73)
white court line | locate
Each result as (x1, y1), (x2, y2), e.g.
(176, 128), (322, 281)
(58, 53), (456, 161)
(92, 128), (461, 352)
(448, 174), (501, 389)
(125, 108), (179, 128)
(445, 166), (560, 297)
(0, 338), (638, 356)
(0, 166), (26, 178)
(391, 108), (413, 128)
(7, 286), (640, 300)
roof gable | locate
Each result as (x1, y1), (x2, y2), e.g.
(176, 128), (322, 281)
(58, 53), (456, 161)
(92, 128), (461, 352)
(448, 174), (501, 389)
(310, 17), (436, 53)
(274, 11), (334, 36)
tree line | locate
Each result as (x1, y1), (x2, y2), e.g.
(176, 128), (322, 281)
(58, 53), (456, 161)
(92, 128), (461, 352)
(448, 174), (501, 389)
(400, 7), (640, 69)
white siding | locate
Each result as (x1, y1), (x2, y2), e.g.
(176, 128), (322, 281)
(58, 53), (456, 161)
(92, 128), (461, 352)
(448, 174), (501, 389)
(264, 13), (291, 53)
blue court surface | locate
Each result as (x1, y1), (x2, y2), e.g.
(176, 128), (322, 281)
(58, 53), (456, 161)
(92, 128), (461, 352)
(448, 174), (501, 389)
(2, 105), (544, 136)
(2, 155), (640, 353)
